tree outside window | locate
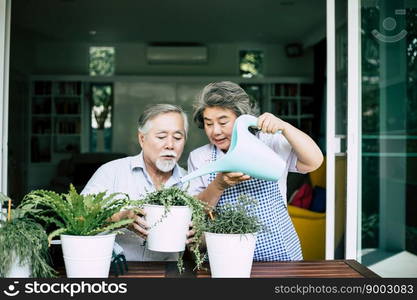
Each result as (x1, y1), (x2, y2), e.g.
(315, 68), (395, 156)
(90, 84), (113, 152)
(89, 47), (115, 76)
(239, 50), (264, 78)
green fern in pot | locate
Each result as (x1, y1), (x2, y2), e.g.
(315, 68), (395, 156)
(19, 184), (136, 278)
(20, 184), (134, 241)
(0, 193), (56, 278)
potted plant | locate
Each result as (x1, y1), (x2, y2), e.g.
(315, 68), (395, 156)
(139, 186), (207, 273)
(203, 195), (261, 278)
(19, 185), (134, 278)
(0, 193), (56, 278)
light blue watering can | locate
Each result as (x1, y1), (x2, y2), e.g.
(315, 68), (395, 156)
(181, 114), (286, 183)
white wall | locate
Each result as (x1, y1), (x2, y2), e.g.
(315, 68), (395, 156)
(33, 42), (314, 77)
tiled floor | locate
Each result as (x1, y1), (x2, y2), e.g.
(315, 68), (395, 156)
(362, 249), (417, 278)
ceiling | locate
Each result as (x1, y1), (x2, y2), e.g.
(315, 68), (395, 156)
(11, 0), (326, 45)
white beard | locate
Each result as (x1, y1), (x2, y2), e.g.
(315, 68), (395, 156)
(155, 158), (176, 172)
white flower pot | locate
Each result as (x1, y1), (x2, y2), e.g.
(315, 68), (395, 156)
(144, 204), (192, 252)
(6, 255), (31, 278)
(204, 232), (257, 278)
(60, 233), (115, 278)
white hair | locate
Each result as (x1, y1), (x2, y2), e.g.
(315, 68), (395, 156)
(138, 104), (189, 139)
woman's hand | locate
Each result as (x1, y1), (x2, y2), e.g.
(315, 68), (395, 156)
(111, 209), (149, 240)
(257, 112), (287, 134)
(196, 172), (251, 210)
(214, 172), (251, 190)
(258, 113), (324, 173)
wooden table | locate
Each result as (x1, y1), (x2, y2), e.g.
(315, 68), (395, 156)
(111, 260), (379, 278)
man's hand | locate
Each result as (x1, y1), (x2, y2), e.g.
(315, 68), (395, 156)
(185, 222), (206, 253)
(186, 222), (195, 245)
(128, 209), (149, 239)
(111, 209), (149, 239)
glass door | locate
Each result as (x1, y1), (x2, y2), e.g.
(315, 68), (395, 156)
(360, 0), (417, 277)
(328, 0), (416, 276)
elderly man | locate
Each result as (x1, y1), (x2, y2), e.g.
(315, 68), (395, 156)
(82, 103), (190, 261)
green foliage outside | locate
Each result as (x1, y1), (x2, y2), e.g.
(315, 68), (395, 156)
(361, 212), (379, 247)
(92, 85), (113, 130)
(89, 47), (115, 76)
(239, 50), (264, 78)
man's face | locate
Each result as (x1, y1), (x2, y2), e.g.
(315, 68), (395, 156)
(138, 112), (186, 173)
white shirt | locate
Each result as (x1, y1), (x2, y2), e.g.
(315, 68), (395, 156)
(187, 131), (301, 203)
(82, 152), (186, 261)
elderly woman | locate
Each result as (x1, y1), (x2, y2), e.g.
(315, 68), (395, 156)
(187, 81), (323, 261)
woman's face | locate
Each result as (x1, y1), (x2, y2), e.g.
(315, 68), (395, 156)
(202, 106), (237, 152)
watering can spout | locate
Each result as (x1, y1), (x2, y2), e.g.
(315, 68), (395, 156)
(181, 114), (286, 184)
(181, 160), (223, 183)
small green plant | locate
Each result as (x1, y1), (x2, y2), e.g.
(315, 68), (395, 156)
(19, 184), (135, 243)
(0, 193), (56, 278)
(139, 186), (207, 273)
(204, 195), (261, 234)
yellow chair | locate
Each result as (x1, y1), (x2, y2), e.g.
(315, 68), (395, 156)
(288, 160), (326, 260)
(309, 158), (326, 189)
(288, 205), (325, 260)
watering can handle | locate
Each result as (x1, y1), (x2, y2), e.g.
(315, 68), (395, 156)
(235, 115), (258, 131)
(245, 115), (282, 134)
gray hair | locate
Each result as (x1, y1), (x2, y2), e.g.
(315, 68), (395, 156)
(193, 81), (254, 129)
(138, 104), (189, 139)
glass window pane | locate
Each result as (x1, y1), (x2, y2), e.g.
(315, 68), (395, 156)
(361, 0), (417, 276)
(239, 50), (264, 78)
(89, 47), (115, 76)
(90, 83), (113, 152)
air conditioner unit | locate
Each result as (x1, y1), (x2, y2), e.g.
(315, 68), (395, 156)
(146, 46), (208, 64)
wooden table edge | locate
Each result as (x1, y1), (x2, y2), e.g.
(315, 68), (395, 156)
(166, 261), (196, 278)
(173, 260), (379, 279)
(344, 260), (380, 278)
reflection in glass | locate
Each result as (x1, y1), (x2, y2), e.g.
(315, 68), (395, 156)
(361, 0), (417, 273)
